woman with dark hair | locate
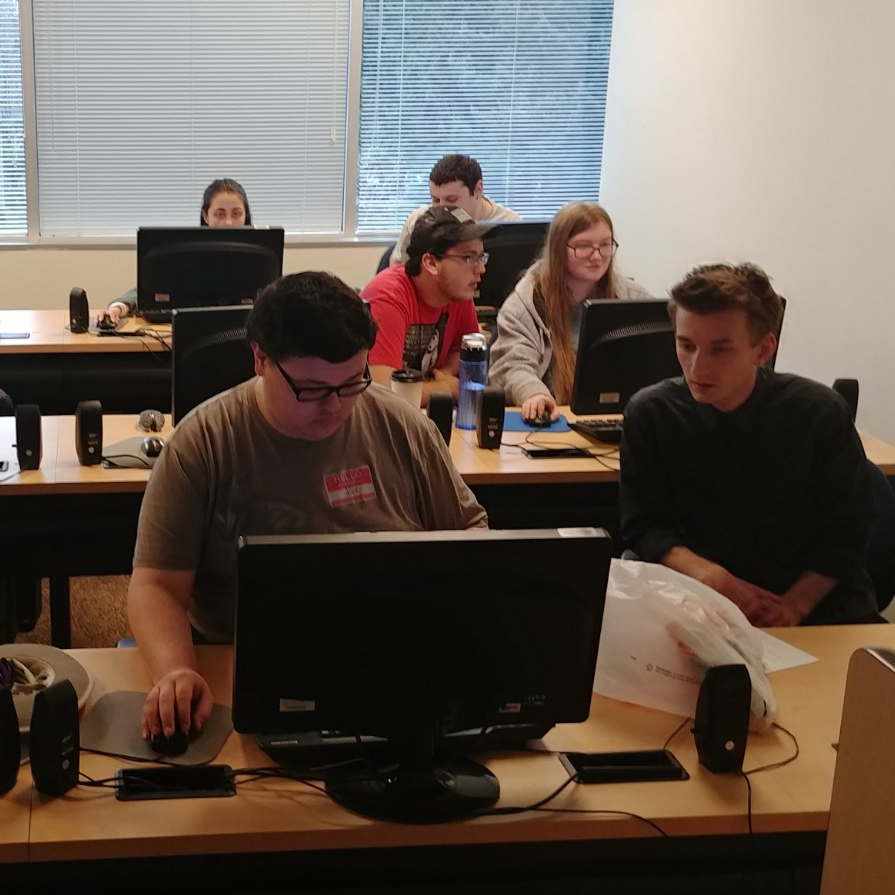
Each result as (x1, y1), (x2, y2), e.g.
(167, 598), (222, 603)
(97, 178), (252, 326)
(488, 201), (650, 422)
(198, 178), (252, 227)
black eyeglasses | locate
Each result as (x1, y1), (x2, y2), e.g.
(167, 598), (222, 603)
(275, 361), (372, 403)
(439, 251), (489, 268)
(566, 239), (618, 260)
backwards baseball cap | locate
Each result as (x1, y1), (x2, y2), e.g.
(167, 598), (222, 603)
(406, 206), (494, 260)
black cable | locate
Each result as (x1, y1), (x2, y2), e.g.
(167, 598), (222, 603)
(476, 773), (668, 835)
(744, 722), (800, 775)
(740, 770), (754, 834)
(663, 716), (691, 751)
(0, 468), (22, 484)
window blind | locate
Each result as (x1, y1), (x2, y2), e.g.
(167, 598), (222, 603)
(356, 0), (615, 232)
(0, 0), (25, 236)
(32, 0), (350, 237)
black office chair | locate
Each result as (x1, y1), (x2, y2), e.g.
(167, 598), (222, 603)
(832, 378), (859, 422)
(866, 459), (895, 613)
(376, 243), (395, 274)
(0, 388), (13, 416)
(0, 575), (41, 643)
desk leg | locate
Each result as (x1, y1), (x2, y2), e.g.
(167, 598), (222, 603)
(48, 576), (72, 649)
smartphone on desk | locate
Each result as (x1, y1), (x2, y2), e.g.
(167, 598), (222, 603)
(560, 750), (689, 783)
(521, 446), (592, 459)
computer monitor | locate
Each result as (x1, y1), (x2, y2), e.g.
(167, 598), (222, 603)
(475, 220), (550, 316)
(232, 527), (612, 824)
(136, 226), (284, 319)
(171, 305), (255, 424)
(570, 297), (787, 415)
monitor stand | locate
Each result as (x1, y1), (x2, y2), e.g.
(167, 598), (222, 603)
(323, 726), (499, 824)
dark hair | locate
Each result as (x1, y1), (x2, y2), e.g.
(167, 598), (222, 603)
(404, 252), (424, 277)
(200, 178), (252, 226)
(429, 154), (483, 193)
(246, 271), (377, 364)
(668, 262), (784, 345)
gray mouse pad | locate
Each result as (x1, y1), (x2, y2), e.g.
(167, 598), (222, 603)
(80, 690), (232, 765)
(102, 436), (160, 469)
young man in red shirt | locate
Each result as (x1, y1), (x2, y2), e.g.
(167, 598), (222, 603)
(361, 206), (491, 407)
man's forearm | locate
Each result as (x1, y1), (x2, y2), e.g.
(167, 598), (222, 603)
(782, 571), (836, 620)
(661, 544), (721, 584)
(128, 583), (198, 684)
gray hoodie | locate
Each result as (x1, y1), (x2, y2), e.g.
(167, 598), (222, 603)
(488, 268), (652, 405)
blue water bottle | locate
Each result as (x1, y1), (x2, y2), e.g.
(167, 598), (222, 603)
(456, 333), (489, 430)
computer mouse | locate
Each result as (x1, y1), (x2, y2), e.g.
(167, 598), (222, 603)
(96, 314), (118, 331)
(138, 408), (165, 432)
(149, 722), (190, 757)
(140, 436), (166, 458)
(526, 412), (553, 428)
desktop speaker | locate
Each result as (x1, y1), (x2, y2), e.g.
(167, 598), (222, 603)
(69, 286), (89, 334)
(475, 386), (505, 450)
(75, 399), (103, 466)
(427, 392), (453, 447)
(30, 678), (80, 797)
(692, 664), (751, 774)
(0, 686), (20, 795)
(14, 404), (42, 470)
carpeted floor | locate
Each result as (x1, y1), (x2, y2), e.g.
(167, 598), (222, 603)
(15, 575), (131, 648)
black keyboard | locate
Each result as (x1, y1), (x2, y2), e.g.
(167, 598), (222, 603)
(568, 418), (624, 445)
(139, 308), (173, 323)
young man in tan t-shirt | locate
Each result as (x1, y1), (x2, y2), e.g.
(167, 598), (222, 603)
(128, 271), (487, 744)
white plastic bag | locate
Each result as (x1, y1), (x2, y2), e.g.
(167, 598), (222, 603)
(593, 559), (777, 730)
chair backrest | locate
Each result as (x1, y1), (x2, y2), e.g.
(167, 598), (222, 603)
(376, 243), (395, 274)
(821, 647), (895, 893)
(832, 378), (859, 421)
(866, 459), (895, 612)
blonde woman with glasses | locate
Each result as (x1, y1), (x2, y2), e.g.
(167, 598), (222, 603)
(488, 201), (650, 422)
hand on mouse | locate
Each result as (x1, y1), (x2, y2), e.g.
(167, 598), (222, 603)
(97, 305), (123, 328)
(521, 394), (558, 422)
(142, 667), (214, 741)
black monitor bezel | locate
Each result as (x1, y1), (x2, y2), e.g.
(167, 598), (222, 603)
(171, 305), (255, 424)
(570, 298), (677, 416)
(570, 296), (786, 416)
(136, 226), (284, 316)
(476, 220), (551, 313)
(232, 528), (612, 739)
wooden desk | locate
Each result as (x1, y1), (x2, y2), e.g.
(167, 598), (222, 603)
(0, 414), (175, 647)
(0, 309), (171, 414)
(10, 624), (894, 890)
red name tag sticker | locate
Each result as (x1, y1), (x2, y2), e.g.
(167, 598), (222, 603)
(324, 466), (377, 507)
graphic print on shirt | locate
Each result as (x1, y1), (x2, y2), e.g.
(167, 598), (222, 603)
(403, 311), (448, 375)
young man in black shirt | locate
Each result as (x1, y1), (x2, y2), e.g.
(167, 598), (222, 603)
(619, 262), (878, 625)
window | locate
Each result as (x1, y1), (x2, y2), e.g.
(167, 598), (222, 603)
(31, 0), (350, 237)
(0, 0), (25, 235)
(357, 0), (615, 232)
(1, 0), (614, 239)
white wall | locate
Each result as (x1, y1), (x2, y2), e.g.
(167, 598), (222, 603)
(601, 0), (895, 442)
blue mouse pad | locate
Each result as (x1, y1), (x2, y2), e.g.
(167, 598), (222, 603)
(502, 410), (571, 433)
